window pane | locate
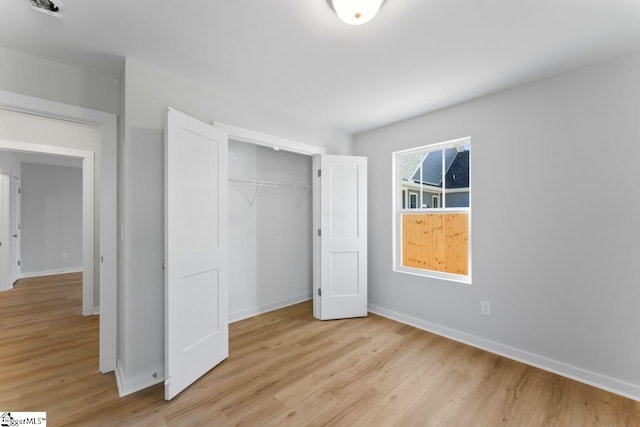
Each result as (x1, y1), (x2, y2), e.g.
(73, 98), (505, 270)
(401, 152), (426, 210)
(443, 146), (470, 208)
(417, 150), (443, 188)
(409, 192), (417, 209)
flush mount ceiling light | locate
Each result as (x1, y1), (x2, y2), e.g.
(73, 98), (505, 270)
(328, 0), (386, 26)
(30, 0), (63, 18)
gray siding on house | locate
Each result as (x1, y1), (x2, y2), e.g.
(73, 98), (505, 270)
(406, 189), (441, 209)
(445, 150), (470, 189)
(444, 191), (469, 207)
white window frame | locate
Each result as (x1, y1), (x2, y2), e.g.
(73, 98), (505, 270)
(392, 137), (471, 284)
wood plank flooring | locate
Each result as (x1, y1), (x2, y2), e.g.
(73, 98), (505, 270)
(1, 273), (639, 426)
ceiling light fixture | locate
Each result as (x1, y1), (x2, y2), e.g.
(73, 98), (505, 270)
(31, 0), (63, 18)
(328, 0), (386, 26)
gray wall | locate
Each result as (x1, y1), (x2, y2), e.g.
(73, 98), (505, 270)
(255, 146), (313, 311)
(0, 46), (120, 115)
(229, 141), (312, 321)
(228, 142), (258, 317)
(21, 163), (83, 274)
(355, 51), (640, 398)
(119, 58), (352, 394)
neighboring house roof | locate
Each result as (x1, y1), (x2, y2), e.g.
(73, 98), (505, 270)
(411, 147), (460, 187)
(401, 153), (424, 181)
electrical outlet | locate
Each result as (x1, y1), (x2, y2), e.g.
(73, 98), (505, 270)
(61, 251), (67, 259)
(481, 301), (491, 316)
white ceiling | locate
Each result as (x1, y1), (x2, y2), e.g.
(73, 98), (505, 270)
(1, 0), (639, 134)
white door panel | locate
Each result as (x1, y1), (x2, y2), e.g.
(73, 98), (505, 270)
(165, 108), (228, 400)
(314, 155), (367, 320)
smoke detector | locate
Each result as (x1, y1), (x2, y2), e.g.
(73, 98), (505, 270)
(31, 0), (63, 18)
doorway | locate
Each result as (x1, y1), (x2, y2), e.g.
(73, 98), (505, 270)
(0, 90), (117, 374)
(0, 151), (84, 285)
(216, 121), (325, 322)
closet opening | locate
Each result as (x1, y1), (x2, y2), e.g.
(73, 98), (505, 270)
(228, 140), (313, 322)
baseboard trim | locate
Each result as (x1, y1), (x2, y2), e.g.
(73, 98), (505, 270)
(20, 267), (83, 279)
(229, 293), (312, 323)
(115, 364), (164, 398)
(368, 303), (640, 402)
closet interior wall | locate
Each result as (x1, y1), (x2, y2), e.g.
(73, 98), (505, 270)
(228, 140), (313, 321)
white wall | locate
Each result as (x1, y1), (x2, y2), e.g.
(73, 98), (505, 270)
(256, 147), (313, 310)
(228, 141), (313, 321)
(0, 47), (120, 115)
(228, 141), (258, 317)
(355, 51), (640, 399)
(21, 163), (83, 275)
(0, 151), (20, 174)
(118, 58), (352, 395)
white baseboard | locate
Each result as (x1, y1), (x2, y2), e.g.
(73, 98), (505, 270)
(229, 293), (312, 323)
(368, 303), (640, 402)
(20, 267), (83, 279)
(115, 363), (164, 398)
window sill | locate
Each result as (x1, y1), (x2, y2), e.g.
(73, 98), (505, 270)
(393, 266), (471, 285)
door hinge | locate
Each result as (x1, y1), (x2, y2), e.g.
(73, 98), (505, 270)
(18, 188), (21, 194)
(101, 256), (104, 263)
(317, 169), (321, 178)
(17, 260), (20, 266)
(318, 288), (322, 297)
(317, 228), (321, 237)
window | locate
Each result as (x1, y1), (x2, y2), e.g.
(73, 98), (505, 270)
(393, 137), (471, 283)
(409, 192), (417, 209)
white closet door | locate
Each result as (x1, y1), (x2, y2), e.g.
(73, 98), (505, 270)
(314, 155), (367, 320)
(164, 108), (229, 400)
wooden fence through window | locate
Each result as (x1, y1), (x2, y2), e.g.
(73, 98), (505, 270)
(402, 212), (468, 275)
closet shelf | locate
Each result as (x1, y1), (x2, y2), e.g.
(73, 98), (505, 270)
(229, 178), (310, 207)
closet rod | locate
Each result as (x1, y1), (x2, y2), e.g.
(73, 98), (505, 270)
(229, 177), (308, 189)
(229, 178), (311, 207)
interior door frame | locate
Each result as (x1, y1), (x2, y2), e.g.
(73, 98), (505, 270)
(0, 173), (11, 289)
(11, 174), (21, 284)
(0, 90), (118, 374)
(213, 122), (327, 317)
(0, 139), (95, 301)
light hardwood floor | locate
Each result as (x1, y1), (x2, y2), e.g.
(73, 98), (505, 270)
(1, 273), (639, 426)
